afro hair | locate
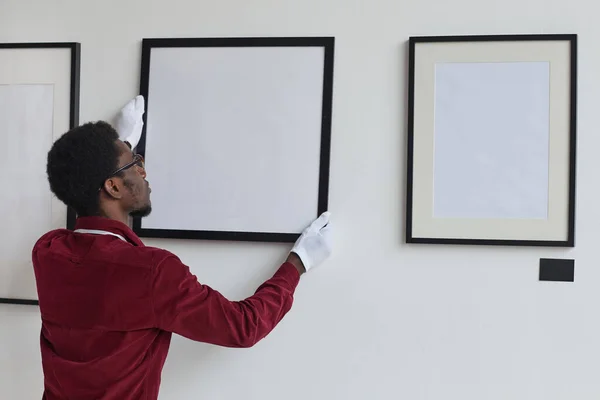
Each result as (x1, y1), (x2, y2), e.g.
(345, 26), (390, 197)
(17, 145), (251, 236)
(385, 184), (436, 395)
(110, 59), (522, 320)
(46, 121), (123, 216)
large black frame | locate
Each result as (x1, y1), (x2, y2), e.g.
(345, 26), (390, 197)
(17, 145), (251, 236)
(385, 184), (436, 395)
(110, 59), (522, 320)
(0, 42), (80, 306)
(133, 37), (334, 243)
(405, 34), (577, 247)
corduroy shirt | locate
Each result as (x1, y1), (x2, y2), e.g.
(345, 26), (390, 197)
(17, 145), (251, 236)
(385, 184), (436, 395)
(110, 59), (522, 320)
(32, 216), (300, 399)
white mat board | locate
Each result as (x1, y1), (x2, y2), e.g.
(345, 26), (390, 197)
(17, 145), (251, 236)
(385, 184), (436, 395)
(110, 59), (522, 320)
(0, 84), (54, 300)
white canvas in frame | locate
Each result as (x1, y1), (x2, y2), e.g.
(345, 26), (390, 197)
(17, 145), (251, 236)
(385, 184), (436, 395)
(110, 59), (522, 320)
(134, 37), (334, 243)
(0, 44), (80, 304)
(406, 35), (576, 246)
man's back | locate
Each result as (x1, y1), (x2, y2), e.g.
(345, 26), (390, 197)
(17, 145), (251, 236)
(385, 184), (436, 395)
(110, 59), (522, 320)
(33, 218), (173, 399)
(32, 217), (302, 399)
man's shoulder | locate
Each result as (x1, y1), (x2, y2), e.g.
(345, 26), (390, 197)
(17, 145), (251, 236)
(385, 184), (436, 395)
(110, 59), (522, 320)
(114, 245), (178, 270)
(32, 228), (71, 249)
(32, 228), (178, 271)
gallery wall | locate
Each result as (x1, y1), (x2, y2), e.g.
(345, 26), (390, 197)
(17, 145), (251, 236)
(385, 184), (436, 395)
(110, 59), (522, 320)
(1, 0), (598, 399)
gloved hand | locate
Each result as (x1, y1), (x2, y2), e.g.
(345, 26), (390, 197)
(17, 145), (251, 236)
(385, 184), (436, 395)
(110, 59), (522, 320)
(115, 95), (145, 149)
(290, 211), (332, 272)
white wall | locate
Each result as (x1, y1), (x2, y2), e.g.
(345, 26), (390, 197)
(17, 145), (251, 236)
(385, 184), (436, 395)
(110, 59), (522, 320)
(1, 0), (598, 399)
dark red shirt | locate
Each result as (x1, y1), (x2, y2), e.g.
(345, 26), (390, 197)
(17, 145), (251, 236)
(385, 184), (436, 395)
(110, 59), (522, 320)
(32, 216), (300, 399)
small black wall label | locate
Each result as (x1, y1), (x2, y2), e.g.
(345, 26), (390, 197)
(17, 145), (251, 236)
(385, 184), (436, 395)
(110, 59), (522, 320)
(539, 258), (574, 282)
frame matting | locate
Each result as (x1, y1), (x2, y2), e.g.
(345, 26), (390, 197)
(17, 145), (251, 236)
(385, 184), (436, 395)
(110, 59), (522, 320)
(406, 34), (577, 247)
(0, 42), (80, 305)
(133, 37), (334, 243)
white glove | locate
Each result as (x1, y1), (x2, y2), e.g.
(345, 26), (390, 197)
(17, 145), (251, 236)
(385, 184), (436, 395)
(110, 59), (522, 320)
(115, 95), (145, 149)
(290, 212), (332, 272)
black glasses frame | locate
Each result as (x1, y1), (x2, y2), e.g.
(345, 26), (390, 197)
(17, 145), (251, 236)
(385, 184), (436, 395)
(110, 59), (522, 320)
(99, 153), (145, 190)
(111, 153), (144, 176)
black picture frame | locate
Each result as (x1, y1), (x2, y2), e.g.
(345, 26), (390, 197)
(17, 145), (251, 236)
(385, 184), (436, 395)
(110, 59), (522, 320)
(0, 42), (80, 306)
(405, 34), (577, 247)
(132, 37), (334, 243)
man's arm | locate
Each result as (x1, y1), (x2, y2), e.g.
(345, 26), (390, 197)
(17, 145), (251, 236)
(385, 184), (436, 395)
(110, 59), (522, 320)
(151, 255), (301, 348)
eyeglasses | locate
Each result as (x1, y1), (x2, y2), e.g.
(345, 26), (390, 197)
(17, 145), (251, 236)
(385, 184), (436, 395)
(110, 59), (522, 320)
(99, 154), (145, 190)
(110, 153), (145, 176)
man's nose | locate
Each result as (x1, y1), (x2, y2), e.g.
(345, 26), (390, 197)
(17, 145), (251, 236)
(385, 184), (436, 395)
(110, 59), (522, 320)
(137, 164), (147, 179)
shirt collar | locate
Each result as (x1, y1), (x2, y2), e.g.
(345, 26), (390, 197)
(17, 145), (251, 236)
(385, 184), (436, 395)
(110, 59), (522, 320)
(73, 216), (145, 247)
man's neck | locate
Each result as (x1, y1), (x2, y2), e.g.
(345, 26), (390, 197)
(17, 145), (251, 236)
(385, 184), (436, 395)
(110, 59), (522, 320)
(99, 208), (129, 227)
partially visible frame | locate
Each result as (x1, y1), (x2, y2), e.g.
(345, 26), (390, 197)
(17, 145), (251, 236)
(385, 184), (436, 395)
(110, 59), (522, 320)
(406, 34), (577, 246)
(0, 42), (80, 305)
(133, 37), (334, 242)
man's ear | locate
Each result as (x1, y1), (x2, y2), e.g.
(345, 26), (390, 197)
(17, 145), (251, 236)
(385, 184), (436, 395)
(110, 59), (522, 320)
(102, 178), (123, 200)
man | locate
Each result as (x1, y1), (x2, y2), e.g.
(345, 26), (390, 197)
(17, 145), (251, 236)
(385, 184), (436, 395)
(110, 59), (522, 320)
(32, 96), (333, 399)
